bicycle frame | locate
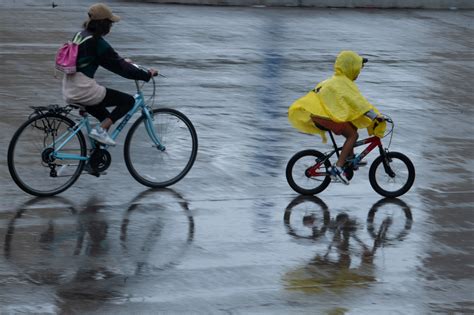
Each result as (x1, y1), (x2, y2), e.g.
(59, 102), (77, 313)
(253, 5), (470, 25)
(306, 133), (392, 177)
(50, 80), (164, 162)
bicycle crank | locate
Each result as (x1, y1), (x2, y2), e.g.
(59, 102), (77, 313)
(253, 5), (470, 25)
(89, 148), (112, 173)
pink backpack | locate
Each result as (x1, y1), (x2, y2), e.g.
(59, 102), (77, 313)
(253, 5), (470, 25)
(55, 32), (92, 74)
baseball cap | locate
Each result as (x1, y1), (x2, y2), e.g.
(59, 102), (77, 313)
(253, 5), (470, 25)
(88, 3), (120, 22)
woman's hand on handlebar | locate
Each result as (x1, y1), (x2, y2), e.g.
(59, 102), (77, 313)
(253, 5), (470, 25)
(148, 68), (158, 77)
(127, 61), (158, 77)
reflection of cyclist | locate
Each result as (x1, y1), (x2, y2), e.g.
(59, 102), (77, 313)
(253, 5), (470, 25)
(62, 3), (157, 146)
(75, 197), (109, 257)
(288, 51), (386, 184)
(284, 213), (376, 294)
(283, 197), (413, 295)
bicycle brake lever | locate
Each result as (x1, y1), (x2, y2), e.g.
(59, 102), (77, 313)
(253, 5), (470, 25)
(384, 116), (393, 124)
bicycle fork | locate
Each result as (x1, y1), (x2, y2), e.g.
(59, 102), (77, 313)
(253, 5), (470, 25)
(142, 108), (166, 152)
(379, 146), (396, 178)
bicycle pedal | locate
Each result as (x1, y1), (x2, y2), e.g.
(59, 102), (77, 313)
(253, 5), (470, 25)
(83, 163), (107, 177)
(331, 175), (350, 185)
(85, 170), (108, 177)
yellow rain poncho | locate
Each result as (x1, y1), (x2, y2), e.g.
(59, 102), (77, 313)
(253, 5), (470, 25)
(288, 51), (386, 143)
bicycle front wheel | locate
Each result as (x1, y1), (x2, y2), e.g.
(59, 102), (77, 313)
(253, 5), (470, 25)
(7, 113), (86, 196)
(124, 108), (198, 188)
(369, 151), (415, 197)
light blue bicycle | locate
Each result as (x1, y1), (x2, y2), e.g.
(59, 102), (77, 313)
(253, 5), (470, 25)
(8, 68), (198, 196)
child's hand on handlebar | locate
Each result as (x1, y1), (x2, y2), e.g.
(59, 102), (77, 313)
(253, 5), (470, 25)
(376, 115), (385, 122)
(375, 114), (393, 124)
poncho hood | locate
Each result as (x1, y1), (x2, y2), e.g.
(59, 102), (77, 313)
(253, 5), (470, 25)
(334, 51), (364, 81)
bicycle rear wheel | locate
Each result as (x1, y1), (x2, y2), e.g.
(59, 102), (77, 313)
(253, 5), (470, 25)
(286, 150), (331, 195)
(7, 113), (86, 196)
(369, 151), (415, 197)
(124, 108), (198, 188)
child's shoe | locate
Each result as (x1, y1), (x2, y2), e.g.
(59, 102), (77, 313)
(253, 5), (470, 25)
(330, 165), (350, 185)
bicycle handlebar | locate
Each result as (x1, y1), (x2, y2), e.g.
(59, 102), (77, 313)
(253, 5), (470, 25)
(129, 63), (165, 96)
(131, 63), (164, 78)
(376, 115), (393, 124)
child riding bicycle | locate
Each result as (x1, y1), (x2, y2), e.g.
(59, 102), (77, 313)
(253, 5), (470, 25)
(288, 51), (386, 185)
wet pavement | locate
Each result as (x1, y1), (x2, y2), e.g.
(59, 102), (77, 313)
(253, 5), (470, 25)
(1, 1), (473, 313)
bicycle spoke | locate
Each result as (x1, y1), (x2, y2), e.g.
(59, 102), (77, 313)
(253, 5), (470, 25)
(374, 156), (410, 194)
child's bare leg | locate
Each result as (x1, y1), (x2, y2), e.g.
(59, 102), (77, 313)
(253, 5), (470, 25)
(337, 124), (358, 167)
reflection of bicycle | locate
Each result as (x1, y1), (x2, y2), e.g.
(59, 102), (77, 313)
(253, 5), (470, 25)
(119, 188), (195, 274)
(367, 198), (412, 246)
(283, 196), (413, 246)
(284, 195), (330, 241)
(8, 68), (198, 196)
(283, 196), (413, 293)
(286, 117), (415, 197)
(3, 197), (79, 285)
(3, 188), (195, 285)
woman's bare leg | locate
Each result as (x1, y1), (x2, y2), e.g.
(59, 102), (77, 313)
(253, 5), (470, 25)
(100, 118), (113, 131)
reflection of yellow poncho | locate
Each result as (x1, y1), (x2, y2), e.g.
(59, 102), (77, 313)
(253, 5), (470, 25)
(288, 51), (386, 143)
(283, 262), (376, 294)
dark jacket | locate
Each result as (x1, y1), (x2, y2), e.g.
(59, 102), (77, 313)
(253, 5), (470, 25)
(77, 30), (151, 82)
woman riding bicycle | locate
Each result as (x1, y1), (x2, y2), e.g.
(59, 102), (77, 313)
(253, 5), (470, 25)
(62, 3), (157, 146)
(288, 51), (386, 184)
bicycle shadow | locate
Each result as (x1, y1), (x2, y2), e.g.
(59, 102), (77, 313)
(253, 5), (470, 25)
(282, 195), (413, 294)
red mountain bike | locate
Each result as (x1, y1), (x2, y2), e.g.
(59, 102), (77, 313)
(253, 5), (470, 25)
(286, 117), (415, 198)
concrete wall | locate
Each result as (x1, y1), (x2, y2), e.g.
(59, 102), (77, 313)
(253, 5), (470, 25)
(141, 0), (473, 8)
(1, 0), (470, 8)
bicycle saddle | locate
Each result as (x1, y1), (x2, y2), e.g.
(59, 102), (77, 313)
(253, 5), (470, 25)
(68, 103), (86, 111)
(314, 122), (330, 132)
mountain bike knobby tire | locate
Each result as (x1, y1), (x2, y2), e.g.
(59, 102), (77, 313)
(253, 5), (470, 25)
(369, 151), (415, 198)
(124, 108), (198, 188)
(286, 150), (331, 195)
(8, 113), (87, 196)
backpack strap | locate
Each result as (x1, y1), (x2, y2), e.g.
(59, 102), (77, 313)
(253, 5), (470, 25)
(74, 32), (94, 70)
(72, 32), (93, 45)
